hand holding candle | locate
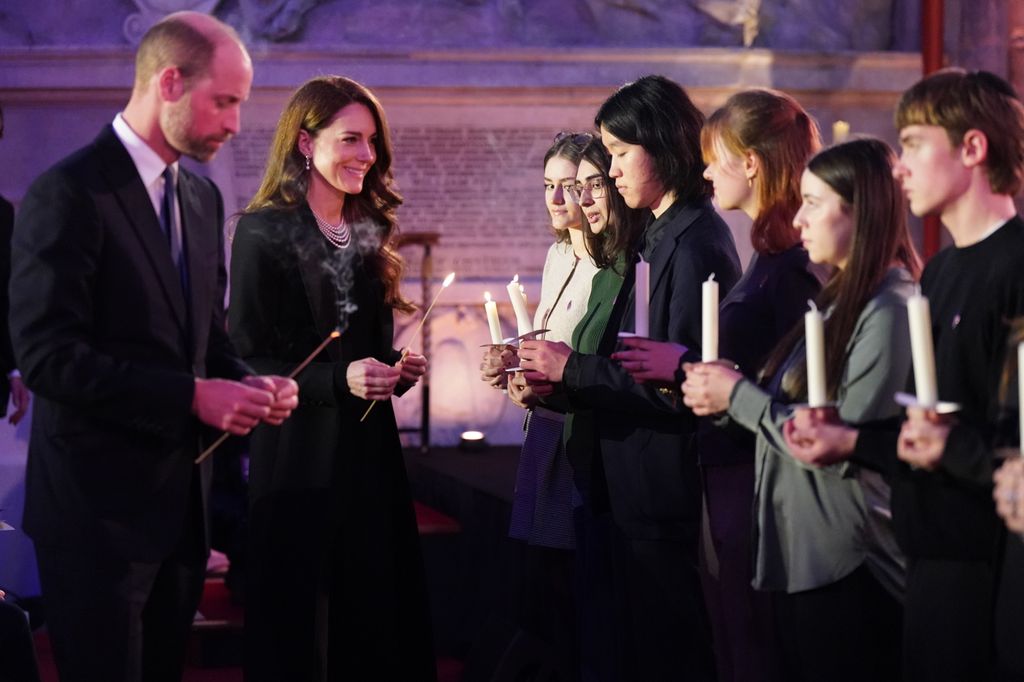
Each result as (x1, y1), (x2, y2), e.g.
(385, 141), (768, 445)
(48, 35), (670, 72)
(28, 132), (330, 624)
(805, 300), (827, 408)
(702, 273), (719, 362)
(634, 258), (650, 337)
(507, 274), (533, 337)
(907, 288), (938, 407)
(361, 272), (455, 422)
(484, 291), (503, 344)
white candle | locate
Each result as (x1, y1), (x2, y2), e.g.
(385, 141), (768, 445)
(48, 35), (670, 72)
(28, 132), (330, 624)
(907, 289), (938, 407)
(805, 300), (827, 407)
(702, 273), (719, 362)
(484, 291), (503, 344)
(506, 274), (532, 337)
(635, 258), (650, 337)
(1018, 341), (1023, 455)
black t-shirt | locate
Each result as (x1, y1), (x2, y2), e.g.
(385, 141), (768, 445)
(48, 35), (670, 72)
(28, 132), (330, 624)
(857, 216), (1024, 561)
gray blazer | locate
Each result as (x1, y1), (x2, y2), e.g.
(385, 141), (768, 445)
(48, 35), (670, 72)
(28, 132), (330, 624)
(727, 267), (914, 594)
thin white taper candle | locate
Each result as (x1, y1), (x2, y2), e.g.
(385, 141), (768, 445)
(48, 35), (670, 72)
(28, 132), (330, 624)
(805, 300), (827, 408)
(702, 273), (719, 362)
(907, 288), (938, 407)
(634, 258), (650, 337)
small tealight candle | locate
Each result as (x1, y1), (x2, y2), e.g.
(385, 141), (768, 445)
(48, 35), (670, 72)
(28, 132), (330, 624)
(506, 274), (533, 337)
(805, 300), (827, 407)
(832, 120), (851, 145)
(907, 288), (938, 407)
(634, 258), (650, 337)
(484, 291), (503, 344)
(702, 273), (719, 362)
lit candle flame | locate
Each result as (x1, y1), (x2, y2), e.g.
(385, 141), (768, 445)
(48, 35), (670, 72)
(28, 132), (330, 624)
(361, 274), (455, 422)
(511, 273), (519, 284)
(484, 291), (492, 302)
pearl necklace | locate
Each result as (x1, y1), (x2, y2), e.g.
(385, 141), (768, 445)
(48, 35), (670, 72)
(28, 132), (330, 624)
(310, 205), (351, 249)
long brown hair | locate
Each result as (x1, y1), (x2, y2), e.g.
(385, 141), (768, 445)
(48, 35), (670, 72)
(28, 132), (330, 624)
(702, 89), (821, 255)
(760, 138), (922, 400)
(247, 75), (413, 313)
(576, 136), (646, 271)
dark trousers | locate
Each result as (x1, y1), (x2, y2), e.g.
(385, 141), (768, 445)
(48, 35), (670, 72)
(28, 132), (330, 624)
(773, 564), (902, 682)
(33, 510), (205, 682)
(516, 544), (577, 681)
(245, 491), (437, 682)
(574, 507), (626, 682)
(612, 529), (716, 682)
(0, 600), (41, 682)
(997, 536), (1024, 680)
(700, 463), (782, 682)
(904, 558), (993, 682)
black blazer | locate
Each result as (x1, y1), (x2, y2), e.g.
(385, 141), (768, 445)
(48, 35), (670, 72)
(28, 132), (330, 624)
(10, 125), (250, 562)
(228, 208), (403, 502)
(563, 198), (741, 540)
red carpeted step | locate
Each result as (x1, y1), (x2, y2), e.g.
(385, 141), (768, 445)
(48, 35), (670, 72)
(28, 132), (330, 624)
(193, 577), (242, 630)
(414, 500), (462, 535)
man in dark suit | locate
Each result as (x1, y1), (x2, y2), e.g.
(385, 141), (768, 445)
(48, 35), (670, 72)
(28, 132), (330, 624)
(9, 12), (298, 682)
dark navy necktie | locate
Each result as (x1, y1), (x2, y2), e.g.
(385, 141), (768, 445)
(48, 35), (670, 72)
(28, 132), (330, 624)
(160, 166), (189, 299)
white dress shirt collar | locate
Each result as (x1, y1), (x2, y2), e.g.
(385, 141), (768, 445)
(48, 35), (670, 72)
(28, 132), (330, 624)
(111, 114), (179, 215)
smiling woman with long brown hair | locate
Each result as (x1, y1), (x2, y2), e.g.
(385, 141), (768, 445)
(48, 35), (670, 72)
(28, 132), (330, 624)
(229, 75), (435, 682)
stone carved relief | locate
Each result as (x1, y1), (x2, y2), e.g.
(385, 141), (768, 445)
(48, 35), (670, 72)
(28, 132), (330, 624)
(694, 0), (761, 47)
(295, 0), (905, 50)
(123, 0), (222, 44)
(0, 0), (914, 49)
(238, 0), (320, 41)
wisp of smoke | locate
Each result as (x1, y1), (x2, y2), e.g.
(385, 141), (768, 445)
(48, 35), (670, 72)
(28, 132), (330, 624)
(318, 218), (384, 334)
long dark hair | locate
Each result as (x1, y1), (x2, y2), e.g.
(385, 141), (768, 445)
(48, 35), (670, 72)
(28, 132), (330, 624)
(760, 138), (922, 400)
(701, 89), (821, 254)
(576, 136), (645, 271)
(246, 75), (413, 313)
(594, 75), (711, 206)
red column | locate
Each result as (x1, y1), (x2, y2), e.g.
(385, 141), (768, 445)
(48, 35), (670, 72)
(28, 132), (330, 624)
(921, 0), (944, 259)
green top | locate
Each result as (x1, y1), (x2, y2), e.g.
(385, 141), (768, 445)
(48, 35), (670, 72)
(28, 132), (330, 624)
(563, 258), (627, 503)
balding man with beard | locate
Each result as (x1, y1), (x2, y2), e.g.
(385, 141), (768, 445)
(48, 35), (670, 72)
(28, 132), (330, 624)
(9, 12), (298, 681)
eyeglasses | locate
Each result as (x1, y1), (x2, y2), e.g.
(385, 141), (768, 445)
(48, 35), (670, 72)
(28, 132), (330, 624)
(553, 131), (594, 146)
(567, 177), (608, 200)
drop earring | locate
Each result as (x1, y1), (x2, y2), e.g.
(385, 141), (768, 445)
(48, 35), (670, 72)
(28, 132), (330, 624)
(305, 155), (311, 171)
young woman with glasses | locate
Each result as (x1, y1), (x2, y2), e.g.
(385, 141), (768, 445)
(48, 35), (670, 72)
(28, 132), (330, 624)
(477, 130), (600, 675)
(557, 135), (647, 681)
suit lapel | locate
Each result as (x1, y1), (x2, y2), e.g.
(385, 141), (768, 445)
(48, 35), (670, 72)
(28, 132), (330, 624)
(648, 200), (705, 320)
(96, 128), (189, 335)
(294, 211), (343, 361)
